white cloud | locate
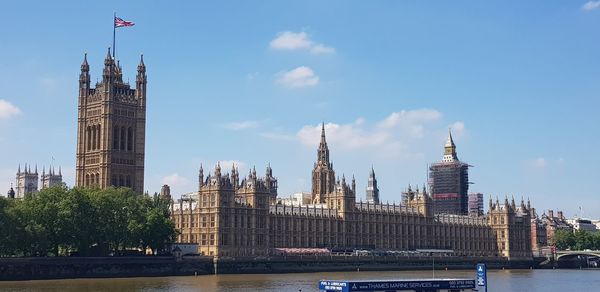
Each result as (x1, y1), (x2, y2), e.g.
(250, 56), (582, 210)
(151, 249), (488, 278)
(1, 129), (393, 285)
(259, 132), (296, 141)
(449, 121), (466, 137)
(0, 99), (22, 120)
(526, 157), (566, 169)
(223, 121), (260, 130)
(270, 31), (335, 54)
(215, 160), (247, 172)
(276, 66), (319, 88)
(583, 1), (600, 11)
(161, 173), (192, 193)
(293, 109), (450, 159)
(379, 109), (441, 129)
(298, 122), (391, 150)
(377, 109), (443, 138)
(528, 158), (547, 169)
(310, 44), (336, 54)
(270, 31), (313, 50)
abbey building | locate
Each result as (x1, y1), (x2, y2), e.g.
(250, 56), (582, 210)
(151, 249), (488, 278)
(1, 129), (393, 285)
(172, 124), (532, 260)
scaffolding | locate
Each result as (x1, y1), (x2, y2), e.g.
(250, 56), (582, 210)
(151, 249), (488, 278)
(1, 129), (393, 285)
(428, 161), (470, 215)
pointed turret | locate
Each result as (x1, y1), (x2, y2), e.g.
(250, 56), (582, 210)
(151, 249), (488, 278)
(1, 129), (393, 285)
(81, 53), (89, 72)
(102, 47), (118, 84)
(136, 54), (147, 103)
(17, 164), (21, 175)
(137, 54), (146, 73)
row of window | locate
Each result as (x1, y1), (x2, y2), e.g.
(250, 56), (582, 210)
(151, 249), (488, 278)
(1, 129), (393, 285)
(86, 125), (101, 151)
(113, 126), (135, 151)
(85, 125), (136, 152)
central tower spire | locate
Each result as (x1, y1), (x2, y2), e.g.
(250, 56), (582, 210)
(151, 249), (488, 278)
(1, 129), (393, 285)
(317, 122), (330, 165)
(312, 122), (335, 204)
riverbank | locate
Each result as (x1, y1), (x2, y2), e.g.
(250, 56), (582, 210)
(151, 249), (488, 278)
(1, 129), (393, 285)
(0, 255), (543, 281)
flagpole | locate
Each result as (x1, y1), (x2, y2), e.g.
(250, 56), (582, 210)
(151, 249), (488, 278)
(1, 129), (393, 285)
(112, 12), (116, 58)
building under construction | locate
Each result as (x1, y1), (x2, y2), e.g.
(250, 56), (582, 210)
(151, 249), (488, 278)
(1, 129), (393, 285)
(429, 130), (470, 215)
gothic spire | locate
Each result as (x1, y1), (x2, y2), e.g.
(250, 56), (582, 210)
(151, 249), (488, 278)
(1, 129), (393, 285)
(81, 53), (89, 71)
(317, 122), (330, 165)
(137, 54), (146, 72)
(105, 47), (112, 63)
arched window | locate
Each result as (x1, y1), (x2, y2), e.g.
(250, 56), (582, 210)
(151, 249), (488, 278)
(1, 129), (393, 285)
(112, 175), (117, 186)
(85, 174), (90, 186)
(113, 126), (119, 150)
(119, 175), (124, 187)
(127, 127), (133, 151)
(92, 126), (97, 150)
(96, 125), (101, 149)
(126, 175), (131, 187)
(96, 173), (100, 185)
(120, 126), (126, 150)
(87, 126), (91, 150)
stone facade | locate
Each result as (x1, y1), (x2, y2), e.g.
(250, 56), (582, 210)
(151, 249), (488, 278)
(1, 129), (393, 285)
(488, 197), (532, 260)
(41, 166), (63, 189)
(172, 126), (533, 260)
(15, 164), (38, 198)
(75, 50), (146, 193)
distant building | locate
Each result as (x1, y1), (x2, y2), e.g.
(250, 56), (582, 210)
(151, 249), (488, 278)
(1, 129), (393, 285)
(542, 210), (572, 245)
(160, 184), (171, 201)
(530, 208), (548, 254)
(468, 193), (484, 217)
(567, 218), (597, 232)
(278, 192), (312, 206)
(14, 164), (63, 198)
(41, 166), (63, 189)
(15, 164), (38, 198)
(365, 167), (380, 204)
(6, 185), (15, 199)
(429, 130), (470, 215)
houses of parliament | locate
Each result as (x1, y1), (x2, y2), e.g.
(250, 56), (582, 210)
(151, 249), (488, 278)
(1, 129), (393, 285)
(172, 124), (533, 260)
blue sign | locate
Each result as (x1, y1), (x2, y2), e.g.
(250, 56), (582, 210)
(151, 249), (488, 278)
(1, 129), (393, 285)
(476, 263), (487, 290)
(318, 279), (476, 292)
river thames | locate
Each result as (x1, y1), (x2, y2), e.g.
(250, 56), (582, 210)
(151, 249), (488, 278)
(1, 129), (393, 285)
(0, 269), (598, 291)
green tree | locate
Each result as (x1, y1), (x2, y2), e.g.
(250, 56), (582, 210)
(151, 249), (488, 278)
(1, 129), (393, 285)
(0, 186), (177, 257)
(552, 229), (575, 250)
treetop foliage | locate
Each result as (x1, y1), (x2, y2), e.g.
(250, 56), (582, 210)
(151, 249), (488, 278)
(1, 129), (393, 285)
(0, 186), (177, 257)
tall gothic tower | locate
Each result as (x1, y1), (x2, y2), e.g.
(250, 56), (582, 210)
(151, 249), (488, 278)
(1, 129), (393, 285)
(75, 49), (147, 193)
(311, 123), (336, 204)
(366, 166), (379, 204)
(429, 129), (470, 215)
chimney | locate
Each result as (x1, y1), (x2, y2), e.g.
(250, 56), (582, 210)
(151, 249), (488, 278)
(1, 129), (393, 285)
(557, 211), (563, 220)
(531, 207), (537, 218)
(548, 210), (554, 218)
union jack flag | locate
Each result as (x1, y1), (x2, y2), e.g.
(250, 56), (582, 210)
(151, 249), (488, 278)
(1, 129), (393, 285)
(114, 17), (135, 28)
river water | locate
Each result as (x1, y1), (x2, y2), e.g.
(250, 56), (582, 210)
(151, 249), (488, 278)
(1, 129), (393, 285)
(0, 269), (598, 292)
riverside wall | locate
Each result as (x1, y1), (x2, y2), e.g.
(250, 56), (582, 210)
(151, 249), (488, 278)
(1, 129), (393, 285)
(0, 255), (541, 281)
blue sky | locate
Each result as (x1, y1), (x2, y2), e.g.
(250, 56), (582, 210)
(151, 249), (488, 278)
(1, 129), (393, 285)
(1, 1), (599, 217)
